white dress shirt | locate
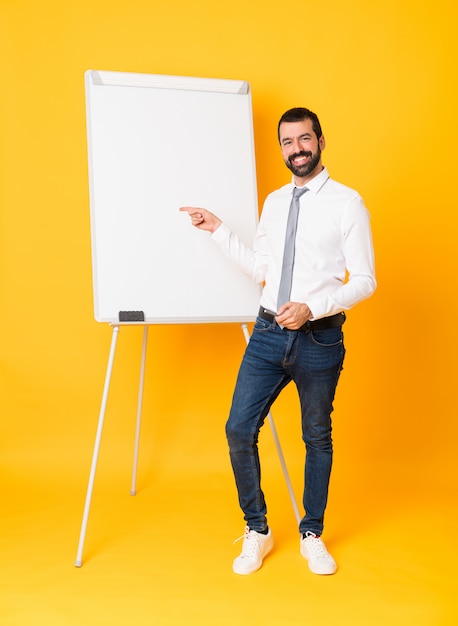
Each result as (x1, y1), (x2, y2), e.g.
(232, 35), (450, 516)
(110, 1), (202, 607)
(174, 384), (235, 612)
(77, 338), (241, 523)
(211, 166), (376, 320)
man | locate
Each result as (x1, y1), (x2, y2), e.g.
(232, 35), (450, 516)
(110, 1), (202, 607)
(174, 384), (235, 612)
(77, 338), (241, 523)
(180, 107), (376, 576)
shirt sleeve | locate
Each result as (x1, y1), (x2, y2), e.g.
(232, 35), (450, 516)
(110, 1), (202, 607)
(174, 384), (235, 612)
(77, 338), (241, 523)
(211, 222), (268, 285)
(306, 196), (376, 318)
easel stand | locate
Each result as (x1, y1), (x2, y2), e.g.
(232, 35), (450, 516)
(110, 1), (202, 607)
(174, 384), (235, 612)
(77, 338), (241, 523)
(74, 323), (299, 567)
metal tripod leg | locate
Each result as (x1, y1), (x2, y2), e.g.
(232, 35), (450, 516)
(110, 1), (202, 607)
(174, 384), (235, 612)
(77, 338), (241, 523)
(130, 325), (148, 496)
(75, 325), (120, 567)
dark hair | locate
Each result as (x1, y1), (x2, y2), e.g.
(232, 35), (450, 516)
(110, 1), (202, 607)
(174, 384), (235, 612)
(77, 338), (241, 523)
(277, 107), (323, 143)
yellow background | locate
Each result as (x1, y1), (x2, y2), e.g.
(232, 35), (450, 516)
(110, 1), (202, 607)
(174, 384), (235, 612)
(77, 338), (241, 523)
(1, 0), (457, 624)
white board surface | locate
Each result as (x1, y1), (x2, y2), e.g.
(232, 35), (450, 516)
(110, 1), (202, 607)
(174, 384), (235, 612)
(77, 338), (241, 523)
(85, 70), (261, 324)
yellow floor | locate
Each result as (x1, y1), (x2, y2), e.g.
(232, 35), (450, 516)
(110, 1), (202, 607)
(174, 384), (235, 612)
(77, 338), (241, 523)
(1, 432), (456, 626)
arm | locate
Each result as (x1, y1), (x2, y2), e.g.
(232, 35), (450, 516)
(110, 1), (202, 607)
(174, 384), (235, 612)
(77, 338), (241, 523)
(180, 206), (267, 284)
(306, 196), (376, 318)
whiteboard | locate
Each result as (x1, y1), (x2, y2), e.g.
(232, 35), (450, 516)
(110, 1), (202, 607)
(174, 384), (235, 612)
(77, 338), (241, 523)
(85, 70), (261, 324)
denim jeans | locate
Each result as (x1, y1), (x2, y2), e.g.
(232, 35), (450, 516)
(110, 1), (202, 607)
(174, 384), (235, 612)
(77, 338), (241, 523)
(226, 315), (345, 536)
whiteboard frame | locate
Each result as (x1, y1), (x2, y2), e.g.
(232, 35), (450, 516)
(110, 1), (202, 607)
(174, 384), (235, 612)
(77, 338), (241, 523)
(85, 70), (261, 324)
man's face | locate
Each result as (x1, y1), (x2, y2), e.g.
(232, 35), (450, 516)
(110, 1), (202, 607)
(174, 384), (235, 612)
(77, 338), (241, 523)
(279, 119), (325, 181)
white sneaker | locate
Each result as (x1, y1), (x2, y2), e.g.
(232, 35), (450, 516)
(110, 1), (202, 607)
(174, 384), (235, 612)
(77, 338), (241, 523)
(232, 526), (274, 575)
(300, 532), (337, 575)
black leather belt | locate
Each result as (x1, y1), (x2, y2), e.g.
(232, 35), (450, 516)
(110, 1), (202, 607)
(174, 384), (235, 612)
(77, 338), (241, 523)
(258, 307), (345, 332)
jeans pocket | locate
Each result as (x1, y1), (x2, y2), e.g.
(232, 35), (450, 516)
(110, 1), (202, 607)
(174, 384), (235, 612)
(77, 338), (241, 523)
(310, 327), (343, 347)
(253, 316), (273, 332)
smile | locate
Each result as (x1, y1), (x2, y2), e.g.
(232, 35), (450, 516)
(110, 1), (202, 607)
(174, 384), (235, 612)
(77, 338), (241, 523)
(290, 152), (312, 166)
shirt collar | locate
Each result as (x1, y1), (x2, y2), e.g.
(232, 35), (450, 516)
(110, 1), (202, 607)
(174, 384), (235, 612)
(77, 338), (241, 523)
(291, 166), (330, 195)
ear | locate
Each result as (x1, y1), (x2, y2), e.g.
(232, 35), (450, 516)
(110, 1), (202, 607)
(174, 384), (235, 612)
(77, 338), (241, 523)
(319, 135), (326, 151)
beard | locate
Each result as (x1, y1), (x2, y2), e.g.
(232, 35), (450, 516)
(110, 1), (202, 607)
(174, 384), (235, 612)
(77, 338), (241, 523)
(284, 147), (321, 178)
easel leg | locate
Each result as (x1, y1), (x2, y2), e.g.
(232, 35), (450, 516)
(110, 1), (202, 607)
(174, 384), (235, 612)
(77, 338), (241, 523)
(240, 323), (301, 525)
(130, 325), (148, 496)
(75, 324), (121, 567)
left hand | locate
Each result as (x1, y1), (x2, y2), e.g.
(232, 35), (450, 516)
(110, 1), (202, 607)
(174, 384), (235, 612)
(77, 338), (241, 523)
(276, 302), (312, 330)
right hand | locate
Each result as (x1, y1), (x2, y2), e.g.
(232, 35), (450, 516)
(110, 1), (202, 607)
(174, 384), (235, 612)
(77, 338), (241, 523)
(179, 207), (222, 233)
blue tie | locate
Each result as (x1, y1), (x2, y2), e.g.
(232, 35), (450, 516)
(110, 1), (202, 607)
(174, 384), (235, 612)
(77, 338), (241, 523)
(277, 187), (308, 310)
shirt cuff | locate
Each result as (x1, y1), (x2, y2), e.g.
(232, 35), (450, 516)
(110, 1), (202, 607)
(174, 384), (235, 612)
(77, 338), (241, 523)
(210, 222), (231, 243)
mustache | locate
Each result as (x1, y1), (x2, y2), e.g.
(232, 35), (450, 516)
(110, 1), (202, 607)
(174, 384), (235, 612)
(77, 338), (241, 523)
(289, 150), (313, 163)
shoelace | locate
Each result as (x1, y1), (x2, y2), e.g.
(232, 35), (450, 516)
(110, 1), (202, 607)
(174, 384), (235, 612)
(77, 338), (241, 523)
(303, 532), (328, 558)
(233, 527), (259, 558)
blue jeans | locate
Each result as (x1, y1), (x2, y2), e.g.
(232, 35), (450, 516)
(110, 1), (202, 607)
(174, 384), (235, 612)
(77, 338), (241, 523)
(226, 316), (345, 536)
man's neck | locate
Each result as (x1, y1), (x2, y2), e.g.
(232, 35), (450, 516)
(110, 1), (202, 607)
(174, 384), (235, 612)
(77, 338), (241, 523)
(293, 164), (325, 187)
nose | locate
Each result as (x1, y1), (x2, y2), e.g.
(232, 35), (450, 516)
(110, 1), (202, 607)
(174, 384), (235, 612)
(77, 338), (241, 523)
(291, 138), (302, 154)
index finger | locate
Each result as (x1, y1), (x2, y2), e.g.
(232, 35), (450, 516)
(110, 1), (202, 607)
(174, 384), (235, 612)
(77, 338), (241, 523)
(179, 206), (203, 215)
